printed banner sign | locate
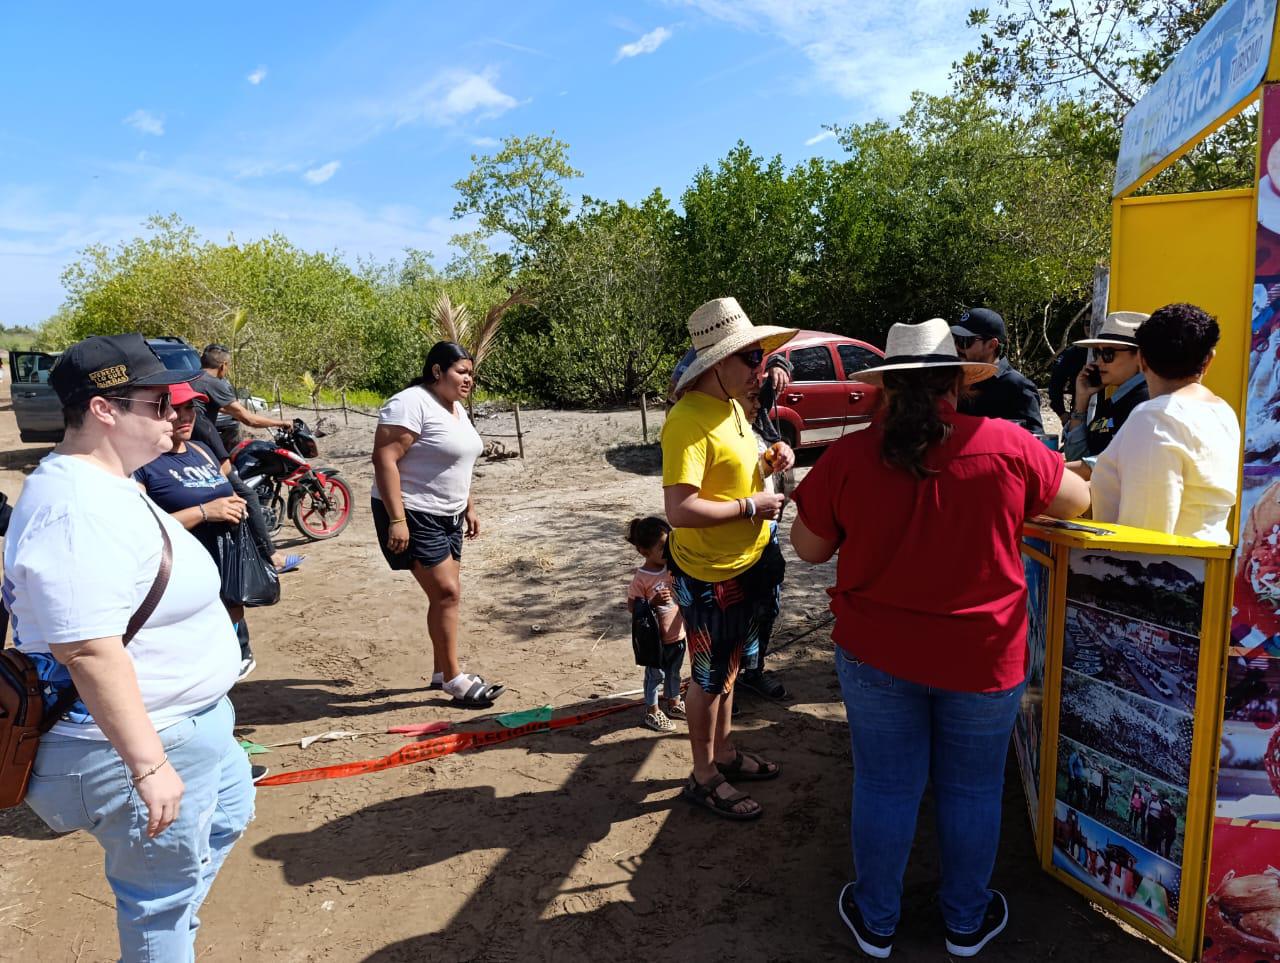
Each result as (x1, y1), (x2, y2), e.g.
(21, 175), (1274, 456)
(1113, 0), (1275, 196)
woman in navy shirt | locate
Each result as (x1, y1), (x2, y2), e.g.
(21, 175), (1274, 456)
(135, 381), (256, 677)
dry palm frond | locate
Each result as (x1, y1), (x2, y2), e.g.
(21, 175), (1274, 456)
(431, 292), (470, 347)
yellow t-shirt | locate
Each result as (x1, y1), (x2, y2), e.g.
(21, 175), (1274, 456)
(661, 390), (770, 582)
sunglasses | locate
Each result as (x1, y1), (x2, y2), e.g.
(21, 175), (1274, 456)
(1096, 347), (1135, 363)
(735, 348), (765, 369)
(105, 393), (174, 419)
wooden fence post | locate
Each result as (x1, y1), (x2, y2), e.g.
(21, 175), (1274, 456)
(640, 393), (649, 444)
(341, 389), (349, 427)
(274, 381), (282, 419)
(513, 402), (525, 460)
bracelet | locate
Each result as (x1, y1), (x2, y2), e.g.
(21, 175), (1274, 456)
(132, 755), (169, 786)
(389, 516), (407, 525)
(198, 503), (207, 522)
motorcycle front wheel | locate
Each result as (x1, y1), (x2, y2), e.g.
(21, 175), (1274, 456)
(291, 474), (353, 540)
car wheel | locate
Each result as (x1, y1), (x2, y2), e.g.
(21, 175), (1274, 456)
(779, 422), (798, 449)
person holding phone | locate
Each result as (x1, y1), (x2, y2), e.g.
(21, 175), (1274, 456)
(1064, 312), (1149, 473)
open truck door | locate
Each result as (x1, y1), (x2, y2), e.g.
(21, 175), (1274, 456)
(9, 350), (64, 443)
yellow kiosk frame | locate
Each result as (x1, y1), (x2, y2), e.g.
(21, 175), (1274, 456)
(1017, 2), (1280, 959)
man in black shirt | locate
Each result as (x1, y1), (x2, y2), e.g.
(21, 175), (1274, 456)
(195, 344), (291, 449)
(950, 308), (1044, 433)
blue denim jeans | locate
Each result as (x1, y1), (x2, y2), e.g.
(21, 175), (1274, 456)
(834, 647), (1024, 936)
(643, 638), (687, 705)
(24, 697), (254, 962)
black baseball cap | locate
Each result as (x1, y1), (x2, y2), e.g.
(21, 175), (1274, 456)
(50, 333), (200, 407)
(951, 308), (1006, 342)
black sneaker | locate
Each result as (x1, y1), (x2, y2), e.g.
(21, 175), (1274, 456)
(944, 890), (1008, 957)
(250, 765), (270, 784)
(740, 669), (788, 700)
(838, 882), (893, 958)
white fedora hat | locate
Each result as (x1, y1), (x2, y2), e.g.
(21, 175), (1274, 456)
(674, 297), (797, 394)
(860, 318), (996, 385)
(1074, 311), (1149, 348)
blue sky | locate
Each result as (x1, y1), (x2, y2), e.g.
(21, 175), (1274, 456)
(0, 0), (977, 325)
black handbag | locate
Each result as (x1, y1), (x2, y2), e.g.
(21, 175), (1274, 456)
(631, 599), (663, 668)
(216, 521), (280, 607)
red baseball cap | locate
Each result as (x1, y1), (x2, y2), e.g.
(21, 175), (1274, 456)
(170, 381), (209, 407)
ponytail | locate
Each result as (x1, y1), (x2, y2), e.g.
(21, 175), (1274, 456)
(879, 368), (964, 479)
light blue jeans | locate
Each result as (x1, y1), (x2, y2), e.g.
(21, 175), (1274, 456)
(25, 697), (254, 962)
(835, 647), (1024, 936)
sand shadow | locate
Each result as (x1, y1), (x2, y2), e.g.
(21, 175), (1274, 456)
(230, 677), (442, 728)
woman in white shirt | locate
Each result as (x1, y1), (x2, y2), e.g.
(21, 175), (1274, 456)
(370, 342), (503, 708)
(1090, 303), (1240, 543)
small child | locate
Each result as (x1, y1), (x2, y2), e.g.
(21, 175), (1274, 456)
(625, 516), (687, 732)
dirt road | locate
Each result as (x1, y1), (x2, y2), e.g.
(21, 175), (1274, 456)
(0, 391), (1163, 961)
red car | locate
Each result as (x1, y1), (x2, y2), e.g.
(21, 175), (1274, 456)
(766, 330), (884, 449)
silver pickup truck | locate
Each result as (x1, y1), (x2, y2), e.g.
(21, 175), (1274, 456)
(10, 336), (202, 442)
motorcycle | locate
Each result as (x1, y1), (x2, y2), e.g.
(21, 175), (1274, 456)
(230, 419), (353, 541)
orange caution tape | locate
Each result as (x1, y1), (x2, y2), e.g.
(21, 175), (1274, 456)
(255, 699), (643, 787)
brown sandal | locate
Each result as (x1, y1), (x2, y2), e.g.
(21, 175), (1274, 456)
(681, 773), (762, 821)
(715, 749), (781, 782)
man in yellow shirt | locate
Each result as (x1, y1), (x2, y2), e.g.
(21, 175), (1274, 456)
(662, 297), (796, 821)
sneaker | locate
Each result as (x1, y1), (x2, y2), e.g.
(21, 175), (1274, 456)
(237, 657), (257, 682)
(664, 698), (687, 719)
(740, 669), (788, 700)
(643, 708), (675, 732)
(251, 765), (270, 784)
(838, 882), (893, 958)
(944, 890), (1008, 958)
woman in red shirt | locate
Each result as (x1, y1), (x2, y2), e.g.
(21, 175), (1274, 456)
(790, 318), (1089, 959)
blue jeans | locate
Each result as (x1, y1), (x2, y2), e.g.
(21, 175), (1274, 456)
(834, 647), (1024, 936)
(25, 697), (254, 962)
(644, 638), (687, 706)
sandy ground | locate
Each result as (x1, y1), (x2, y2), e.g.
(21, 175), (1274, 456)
(0, 388), (1165, 962)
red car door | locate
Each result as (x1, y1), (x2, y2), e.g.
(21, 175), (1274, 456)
(836, 342), (884, 435)
(781, 344), (848, 446)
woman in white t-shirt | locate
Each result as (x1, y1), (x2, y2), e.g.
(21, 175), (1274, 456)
(371, 342), (502, 707)
(1090, 303), (1240, 542)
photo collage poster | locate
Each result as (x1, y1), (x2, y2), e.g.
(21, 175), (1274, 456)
(1052, 548), (1205, 939)
(1203, 79), (1280, 963)
(1015, 538), (1052, 835)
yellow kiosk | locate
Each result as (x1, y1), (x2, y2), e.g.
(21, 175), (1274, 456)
(1017, 1), (1280, 959)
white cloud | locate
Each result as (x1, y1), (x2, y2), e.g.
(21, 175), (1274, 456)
(684, 0), (972, 117)
(469, 136), (500, 148)
(394, 68), (519, 127)
(805, 129), (836, 146)
(616, 26), (673, 61)
(123, 109), (165, 136)
(303, 161), (341, 185)
(247, 66), (267, 85)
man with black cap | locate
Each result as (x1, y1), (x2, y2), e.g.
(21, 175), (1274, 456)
(951, 308), (1044, 433)
(3, 334), (254, 960)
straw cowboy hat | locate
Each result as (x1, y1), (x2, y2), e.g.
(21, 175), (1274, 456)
(1074, 311), (1149, 348)
(860, 318), (996, 385)
(674, 297), (797, 394)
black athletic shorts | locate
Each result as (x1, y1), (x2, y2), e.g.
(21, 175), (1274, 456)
(371, 497), (463, 571)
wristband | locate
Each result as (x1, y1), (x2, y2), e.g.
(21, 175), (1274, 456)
(133, 755), (169, 786)
(745, 498), (757, 519)
(389, 517), (407, 525)
(198, 503), (207, 522)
